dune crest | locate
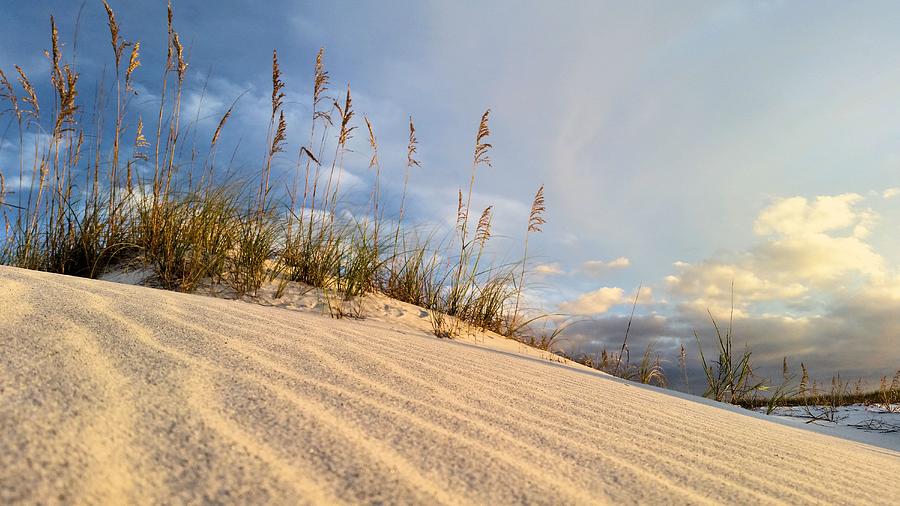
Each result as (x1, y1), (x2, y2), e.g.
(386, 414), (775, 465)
(1, 266), (897, 504)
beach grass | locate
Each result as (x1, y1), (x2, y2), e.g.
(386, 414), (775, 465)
(0, 1), (545, 338)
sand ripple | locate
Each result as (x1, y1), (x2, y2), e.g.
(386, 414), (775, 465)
(1, 266), (898, 505)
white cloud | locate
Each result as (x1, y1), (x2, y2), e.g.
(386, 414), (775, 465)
(754, 233), (883, 283)
(753, 194), (864, 237)
(533, 263), (564, 276)
(666, 192), (890, 320)
(559, 287), (625, 315)
(558, 285), (652, 315)
(666, 261), (807, 302)
(883, 188), (900, 199)
(582, 257), (630, 275)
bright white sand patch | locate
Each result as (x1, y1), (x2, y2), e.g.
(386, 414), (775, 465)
(1, 266), (898, 504)
(760, 405), (900, 452)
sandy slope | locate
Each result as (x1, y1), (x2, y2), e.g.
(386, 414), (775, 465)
(1, 266), (898, 505)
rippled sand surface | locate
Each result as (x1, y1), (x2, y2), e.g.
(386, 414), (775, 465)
(1, 266), (898, 504)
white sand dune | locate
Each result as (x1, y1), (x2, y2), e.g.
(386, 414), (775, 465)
(1, 266), (898, 505)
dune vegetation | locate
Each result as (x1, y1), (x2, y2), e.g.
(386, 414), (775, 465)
(0, 2), (547, 340)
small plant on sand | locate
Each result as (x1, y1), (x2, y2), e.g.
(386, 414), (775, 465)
(612, 283), (642, 377)
(694, 308), (765, 404)
(760, 357), (798, 415)
(678, 343), (691, 394)
(877, 371), (900, 413)
(800, 371), (850, 423)
(518, 316), (584, 353)
(636, 342), (667, 387)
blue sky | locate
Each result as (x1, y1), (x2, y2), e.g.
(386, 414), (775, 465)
(3, 1), (900, 384)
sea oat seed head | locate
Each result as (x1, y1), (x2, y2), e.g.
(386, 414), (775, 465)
(473, 108), (492, 167)
(337, 84), (356, 146)
(475, 206), (493, 244)
(126, 41), (141, 91)
(101, 1), (125, 68)
(407, 116), (421, 169)
(528, 184), (546, 233)
(365, 116), (378, 168)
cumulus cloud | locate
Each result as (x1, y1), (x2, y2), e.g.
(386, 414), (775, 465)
(665, 261), (808, 318)
(559, 285), (652, 315)
(533, 263), (564, 276)
(753, 194), (864, 237)
(559, 287), (625, 315)
(883, 188), (900, 199)
(582, 257), (630, 275)
(562, 192), (900, 385)
(666, 193), (888, 319)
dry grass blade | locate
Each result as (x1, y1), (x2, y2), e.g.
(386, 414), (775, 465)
(800, 363), (810, 397)
(615, 282), (642, 375)
(679, 343), (691, 392)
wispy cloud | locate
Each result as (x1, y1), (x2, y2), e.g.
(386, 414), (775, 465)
(582, 257), (630, 275)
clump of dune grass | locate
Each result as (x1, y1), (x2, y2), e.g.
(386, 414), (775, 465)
(758, 357), (798, 415)
(443, 110), (493, 319)
(732, 367), (900, 414)
(380, 232), (442, 309)
(567, 341), (667, 388)
(519, 318), (570, 352)
(694, 308), (765, 404)
(635, 343), (667, 387)
(228, 213), (277, 297)
(805, 374), (850, 422)
(416, 110), (527, 338)
(135, 188), (237, 292)
(0, 1), (549, 340)
(878, 371), (900, 412)
(678, 343), (691, 394)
